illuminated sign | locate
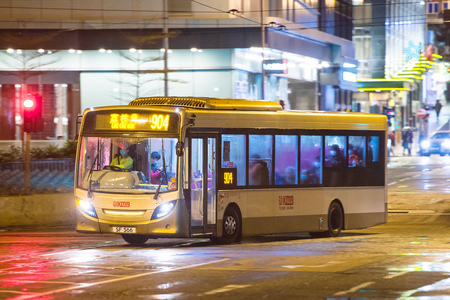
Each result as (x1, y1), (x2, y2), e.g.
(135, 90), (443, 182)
(220, 168), (237, 188)
(342, 71), (357, 82)
(224, 172), (233, 185)
(263, 59), (288, 74)
(93, 112), (176, 132)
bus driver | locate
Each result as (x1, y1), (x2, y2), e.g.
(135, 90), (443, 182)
(110, 146), (133, 170)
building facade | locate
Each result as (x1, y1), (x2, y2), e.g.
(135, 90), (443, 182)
(353, 0), (426, 135)
(0, 0), (357, 142)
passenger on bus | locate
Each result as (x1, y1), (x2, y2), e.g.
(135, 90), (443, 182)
(348, 148), (359, 167)
(150, 151), (162, 184)
(110, 146), (133, 169)
(307, 156), (321, 183)
(283, 166), (297, 185)
(326, 144), (345, 167)
(249, 154), (269, 186)
(300, 169), (309, 183)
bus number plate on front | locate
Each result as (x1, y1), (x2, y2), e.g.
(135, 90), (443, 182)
(112, 226), (136, 233)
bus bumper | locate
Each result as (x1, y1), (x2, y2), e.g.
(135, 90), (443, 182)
(76, 198), (190, 238)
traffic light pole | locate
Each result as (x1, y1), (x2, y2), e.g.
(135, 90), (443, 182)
(24, 131), (30, 194)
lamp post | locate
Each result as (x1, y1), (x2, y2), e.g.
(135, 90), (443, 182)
(261, 0), (265, 100)
(163, 0), (169, 97)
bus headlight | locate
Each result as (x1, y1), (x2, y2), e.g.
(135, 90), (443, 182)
(78, 199), (98, 218)
(151, 200), (177, 220)
(421, 141), (430, 149)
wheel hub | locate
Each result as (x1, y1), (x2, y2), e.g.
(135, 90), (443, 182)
(224, 216), (236, 235)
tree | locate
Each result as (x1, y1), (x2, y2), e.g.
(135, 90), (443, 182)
(111, 29), (185, 102)
(0, 31), (63, 87)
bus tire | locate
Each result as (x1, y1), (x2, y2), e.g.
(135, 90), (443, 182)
(309, 201), (344, 238)
(121, 234), (149, 245)
(215, 206), (240, 244)
(327, 201), (344, 237)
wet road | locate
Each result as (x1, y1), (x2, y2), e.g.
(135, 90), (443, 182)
(388, 155), (450, 194)
(1, 225), (450, 299)
(0, 156), (449, 299)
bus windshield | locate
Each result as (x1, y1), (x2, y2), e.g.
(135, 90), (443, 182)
(77, 136), (178, 194)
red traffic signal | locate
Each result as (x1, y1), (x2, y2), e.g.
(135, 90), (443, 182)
(23, 94), (44, 133)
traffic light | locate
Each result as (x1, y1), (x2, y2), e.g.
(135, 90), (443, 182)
(23, 94), (43, 132)
(382, 106), (395, 119)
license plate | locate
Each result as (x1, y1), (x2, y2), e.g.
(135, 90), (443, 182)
(112, 226), (136, 233)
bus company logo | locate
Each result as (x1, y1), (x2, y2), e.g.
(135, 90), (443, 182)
(278, 196), (294, 206)
(113, 201), (130, 207)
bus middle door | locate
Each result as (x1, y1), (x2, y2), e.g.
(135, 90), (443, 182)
(189, 136), (217, 236)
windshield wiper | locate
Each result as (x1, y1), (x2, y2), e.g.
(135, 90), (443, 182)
(154, 139), (168, 200)
(87, 151), (100, 198)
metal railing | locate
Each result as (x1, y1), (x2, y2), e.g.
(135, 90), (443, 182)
(0, 158), (75, 172)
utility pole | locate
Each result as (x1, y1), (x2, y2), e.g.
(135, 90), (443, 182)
(163, 0), (169, 97)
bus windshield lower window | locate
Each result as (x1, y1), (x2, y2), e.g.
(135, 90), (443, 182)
(77, 136), (178, 194)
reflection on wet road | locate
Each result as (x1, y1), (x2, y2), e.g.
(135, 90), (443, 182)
(1, 223), (450, 299)
(0, 155), (449, 298)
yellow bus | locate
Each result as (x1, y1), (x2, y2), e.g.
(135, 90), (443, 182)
(75, 97), (387, 244)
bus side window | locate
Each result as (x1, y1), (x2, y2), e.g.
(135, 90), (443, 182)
(348, 136), (366, 167)
(324, 136), (346, 168)
(275, 135), (298, 185)
(368, 136), (380, 163)
(249, 135), (273, 186)
(221, 134), (246, 186)
(300, 135), (323, 185)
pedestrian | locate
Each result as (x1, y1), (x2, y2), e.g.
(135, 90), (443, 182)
(388, 131), (395, 156)
(435, 100), (442, 120)
(402, 130), (413, 156)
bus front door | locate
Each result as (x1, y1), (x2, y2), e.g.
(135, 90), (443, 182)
(190, 137), (217, 235)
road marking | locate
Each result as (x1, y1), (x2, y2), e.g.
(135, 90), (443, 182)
(334, 282), (375, 296)
(388, 182), (397, 185)
(282, 261), (343, 269)
(384, 271), (409, 279)
(0, 290), (33, 295)
(140, 293), (183, 299)
(398, 178), (410, 182)
(10, 258), (230, 300)
(1, 279), (77, 285)
(204, 285), (251, 295)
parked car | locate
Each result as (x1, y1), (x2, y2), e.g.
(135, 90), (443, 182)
(420, 131), (450, 156)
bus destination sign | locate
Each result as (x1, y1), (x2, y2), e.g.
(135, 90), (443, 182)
(94, 113), (175, 131)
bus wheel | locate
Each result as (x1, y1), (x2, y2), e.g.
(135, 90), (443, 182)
(309, 202), (344, 238)
(327, 202), (344, 237)
(214, 206), (240, 244)
(121, 234), (149, 245)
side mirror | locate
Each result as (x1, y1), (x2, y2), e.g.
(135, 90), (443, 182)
(176, 141), (184, 156)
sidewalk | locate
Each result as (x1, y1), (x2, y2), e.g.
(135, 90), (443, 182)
(426, 102), (450, 134)
(391, 103), (450, 157)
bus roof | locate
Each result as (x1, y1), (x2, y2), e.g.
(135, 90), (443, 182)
(84, 97), (386, 132)
(127, 97), (386, 131)
(129, 97), (282, 111)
